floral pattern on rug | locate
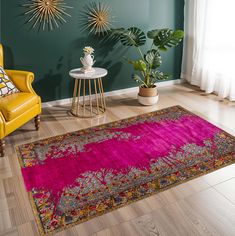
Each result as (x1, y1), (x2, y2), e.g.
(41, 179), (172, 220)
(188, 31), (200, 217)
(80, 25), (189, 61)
(16, 106), (235, 235)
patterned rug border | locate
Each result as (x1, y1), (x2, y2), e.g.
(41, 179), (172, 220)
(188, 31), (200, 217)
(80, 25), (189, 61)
(15, 105), (235, 236)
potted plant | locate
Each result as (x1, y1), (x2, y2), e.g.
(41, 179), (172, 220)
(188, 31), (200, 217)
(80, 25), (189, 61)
(111, 27), (184, 105)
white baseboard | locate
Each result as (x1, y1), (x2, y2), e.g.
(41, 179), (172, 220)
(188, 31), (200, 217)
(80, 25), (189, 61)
(42, 79), (182, 108)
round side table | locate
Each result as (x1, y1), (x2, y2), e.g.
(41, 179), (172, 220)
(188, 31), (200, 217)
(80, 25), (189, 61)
(69, 67), (108, 118)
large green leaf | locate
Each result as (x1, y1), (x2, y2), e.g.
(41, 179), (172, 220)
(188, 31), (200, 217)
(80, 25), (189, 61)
(121, 27), (146, 47)
(153, 70), (170, 80)
(152, 29), (184, 51)
(132, 74), (144, 84)
(111, 27), (146, 47)
(109, 28), (125, 38)
(127, 59), (147, 72)
(144, 49), (162, 69)
(147, 29), (161, 39)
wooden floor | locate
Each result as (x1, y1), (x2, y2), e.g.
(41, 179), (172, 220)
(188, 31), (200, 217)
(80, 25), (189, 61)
(1, 84), (235, 236)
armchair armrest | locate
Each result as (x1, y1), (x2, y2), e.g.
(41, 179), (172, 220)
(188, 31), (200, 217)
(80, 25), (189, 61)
(5, 70), (36, 94)
(0, 111), (5, 138)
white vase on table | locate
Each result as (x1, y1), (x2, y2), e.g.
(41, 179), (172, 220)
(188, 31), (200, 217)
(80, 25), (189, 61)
(80, 53), (96, 73)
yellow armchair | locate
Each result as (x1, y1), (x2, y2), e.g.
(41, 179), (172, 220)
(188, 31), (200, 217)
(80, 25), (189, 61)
(0, 44), (41, 157)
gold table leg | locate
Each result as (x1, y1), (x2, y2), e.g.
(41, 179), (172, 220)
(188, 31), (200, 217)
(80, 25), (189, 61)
(76, 79), (82, 115)
(94, 79), (100, 115)
(99, 78), (106, 109)
(88, 79), (93, 116)
(71, 78), (106, 118)
(71, 78), (78, 111)
(83, 79), (86, 116)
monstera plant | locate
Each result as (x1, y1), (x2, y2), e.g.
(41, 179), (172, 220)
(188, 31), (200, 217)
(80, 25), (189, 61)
(111, 27), (184, 105)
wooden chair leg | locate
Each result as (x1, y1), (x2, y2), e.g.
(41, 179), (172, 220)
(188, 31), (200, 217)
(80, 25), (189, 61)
(34, 115), (40, 131)
(0, 139), (5, 157)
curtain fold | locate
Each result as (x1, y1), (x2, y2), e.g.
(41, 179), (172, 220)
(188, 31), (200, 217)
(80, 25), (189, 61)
(181, 0), (235, 101)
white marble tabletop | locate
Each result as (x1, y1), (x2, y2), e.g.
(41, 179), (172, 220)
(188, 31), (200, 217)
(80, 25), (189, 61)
(69, 68), (108, 79)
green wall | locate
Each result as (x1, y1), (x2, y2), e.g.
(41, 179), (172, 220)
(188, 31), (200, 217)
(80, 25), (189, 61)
(1, 0), (184, 102)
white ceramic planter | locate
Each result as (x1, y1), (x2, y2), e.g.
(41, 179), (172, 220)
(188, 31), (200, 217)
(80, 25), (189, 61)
(137, 94), (159, 106)
(137, 85), (159, 106)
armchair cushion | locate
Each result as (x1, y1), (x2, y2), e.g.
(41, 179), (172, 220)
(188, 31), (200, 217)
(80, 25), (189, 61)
(0, 67), (19, 96)
(0, 93), (40, 121)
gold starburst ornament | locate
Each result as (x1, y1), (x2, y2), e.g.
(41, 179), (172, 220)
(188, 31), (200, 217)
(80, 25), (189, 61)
(22, 0), (73, 31)
(80, 2), (114, 36)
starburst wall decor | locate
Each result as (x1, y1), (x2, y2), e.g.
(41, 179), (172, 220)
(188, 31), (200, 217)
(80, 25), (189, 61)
(22, 0), (73, 31)
(80, 2), (114, 36)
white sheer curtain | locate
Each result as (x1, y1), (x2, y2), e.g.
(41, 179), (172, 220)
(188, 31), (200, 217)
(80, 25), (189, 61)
(181, 0), (235, 101)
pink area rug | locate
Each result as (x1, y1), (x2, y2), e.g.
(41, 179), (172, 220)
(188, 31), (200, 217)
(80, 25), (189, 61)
(16, 106), (235, 235)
